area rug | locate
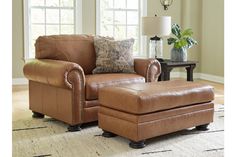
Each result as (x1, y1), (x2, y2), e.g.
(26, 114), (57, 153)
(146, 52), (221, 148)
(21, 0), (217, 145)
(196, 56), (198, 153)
(13, 104), (224, 157)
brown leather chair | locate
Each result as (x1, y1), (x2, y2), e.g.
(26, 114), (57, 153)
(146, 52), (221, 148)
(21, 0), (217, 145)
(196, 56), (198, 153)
(23, 35), (161, 131)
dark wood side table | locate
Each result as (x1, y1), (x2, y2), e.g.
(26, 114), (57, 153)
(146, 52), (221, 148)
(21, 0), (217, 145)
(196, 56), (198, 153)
(157, 59), (197, 81)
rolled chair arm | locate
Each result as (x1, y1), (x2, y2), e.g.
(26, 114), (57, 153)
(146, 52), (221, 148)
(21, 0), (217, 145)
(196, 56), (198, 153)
(134, 58), (161, 82)
(23, 59), (85, 89)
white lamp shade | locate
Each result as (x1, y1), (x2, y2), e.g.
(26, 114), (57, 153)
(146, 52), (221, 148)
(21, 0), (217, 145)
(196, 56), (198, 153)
(142, 16), (171, 37)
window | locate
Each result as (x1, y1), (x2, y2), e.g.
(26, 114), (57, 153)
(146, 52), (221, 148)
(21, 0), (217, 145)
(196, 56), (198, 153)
(24, 0), (82, 59)
(96, 0), (147, 56)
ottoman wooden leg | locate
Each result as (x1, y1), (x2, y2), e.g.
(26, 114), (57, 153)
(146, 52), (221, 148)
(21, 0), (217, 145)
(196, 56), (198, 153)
(129, 140), (146, 149)
(196, 124), (209, 131)
(102, 130), (117, 138)
(32, 111), (45, 118)
(67, 124), (81, 132)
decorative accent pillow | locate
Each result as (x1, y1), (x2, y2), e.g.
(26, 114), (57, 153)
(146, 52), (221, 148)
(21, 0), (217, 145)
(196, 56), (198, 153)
(93, 36), (114, 56)
(92, 37), (135, 74)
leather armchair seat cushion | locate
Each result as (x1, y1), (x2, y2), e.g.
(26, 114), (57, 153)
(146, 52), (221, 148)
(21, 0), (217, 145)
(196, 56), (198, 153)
(99, 80), (214, 114)
(85, 73), (145, 100)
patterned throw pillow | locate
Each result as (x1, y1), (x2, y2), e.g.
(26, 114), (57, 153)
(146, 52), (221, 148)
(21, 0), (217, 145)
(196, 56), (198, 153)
(92, 37), (135, 74)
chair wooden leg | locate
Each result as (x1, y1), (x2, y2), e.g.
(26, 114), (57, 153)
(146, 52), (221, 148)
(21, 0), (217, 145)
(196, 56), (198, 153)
(67, 124), (81, 132)
(129, 140), (146, 149)
(32, 111), (45, 119)
(196, 124), (209, 131)
(102, 130), (117, 138)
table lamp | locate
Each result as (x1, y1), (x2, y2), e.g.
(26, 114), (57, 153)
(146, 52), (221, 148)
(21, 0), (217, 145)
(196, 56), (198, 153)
(142, 16), (171, 60)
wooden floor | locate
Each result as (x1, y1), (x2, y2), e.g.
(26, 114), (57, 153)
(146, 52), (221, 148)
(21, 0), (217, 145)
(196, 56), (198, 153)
(12, 79), (224, 121)
(196, 79), (224, 105)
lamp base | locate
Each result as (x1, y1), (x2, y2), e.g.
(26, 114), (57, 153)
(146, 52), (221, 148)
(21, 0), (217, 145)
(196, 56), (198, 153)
(156, 58), (164, 62)
(149, 37), (163, 59)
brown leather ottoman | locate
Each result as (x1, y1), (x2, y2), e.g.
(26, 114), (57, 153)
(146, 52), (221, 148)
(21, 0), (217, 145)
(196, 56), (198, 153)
(98, 80), (214, 149)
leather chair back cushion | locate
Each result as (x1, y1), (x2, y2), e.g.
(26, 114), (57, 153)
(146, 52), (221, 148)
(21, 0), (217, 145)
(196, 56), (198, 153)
(35, 35), (96, 74)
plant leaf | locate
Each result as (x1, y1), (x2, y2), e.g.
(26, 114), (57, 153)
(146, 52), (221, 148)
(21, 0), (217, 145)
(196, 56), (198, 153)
(174, 41), (184, 49)
(167, 37), (177, 45)
(181, 28), (193, 37)
(179, 40), (188, 48)
(171, 24), (181, 39)
(169, 23), (198, 49)
(186, 37), (198, 48)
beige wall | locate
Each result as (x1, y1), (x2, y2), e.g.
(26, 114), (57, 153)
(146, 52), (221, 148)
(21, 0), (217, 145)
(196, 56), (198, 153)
(201, 0), (224, 76)
(12, 0), (224, 78)
(82, 0), (96, 34)
(181, 0), (202, 72)
(12, 0), (25, 78)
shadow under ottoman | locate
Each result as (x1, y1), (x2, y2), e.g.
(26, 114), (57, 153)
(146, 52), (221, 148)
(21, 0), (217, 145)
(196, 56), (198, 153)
(98, 80), (214, 149)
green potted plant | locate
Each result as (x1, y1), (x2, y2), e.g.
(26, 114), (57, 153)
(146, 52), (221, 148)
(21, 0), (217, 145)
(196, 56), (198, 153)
(167, 24), (198, 61)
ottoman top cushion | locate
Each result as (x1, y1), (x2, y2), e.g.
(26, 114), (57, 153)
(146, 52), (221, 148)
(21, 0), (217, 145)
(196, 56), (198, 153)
(99, 80), (214, 114)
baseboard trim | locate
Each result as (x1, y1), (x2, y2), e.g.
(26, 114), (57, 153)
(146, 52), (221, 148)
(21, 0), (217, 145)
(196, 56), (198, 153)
(200, 73), (224, 84)
(12, 78), (28, 85)
(171, 72), (224, 84)
(171, 72), (201, 79)
(170, 72), (181, 78)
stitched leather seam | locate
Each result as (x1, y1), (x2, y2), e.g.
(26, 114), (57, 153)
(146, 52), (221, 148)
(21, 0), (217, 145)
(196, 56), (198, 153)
(146, 60), (161, 82)
(138, 108), (214, 125)
(90, 78), (145, 86)
(66, 68), (85, 124)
